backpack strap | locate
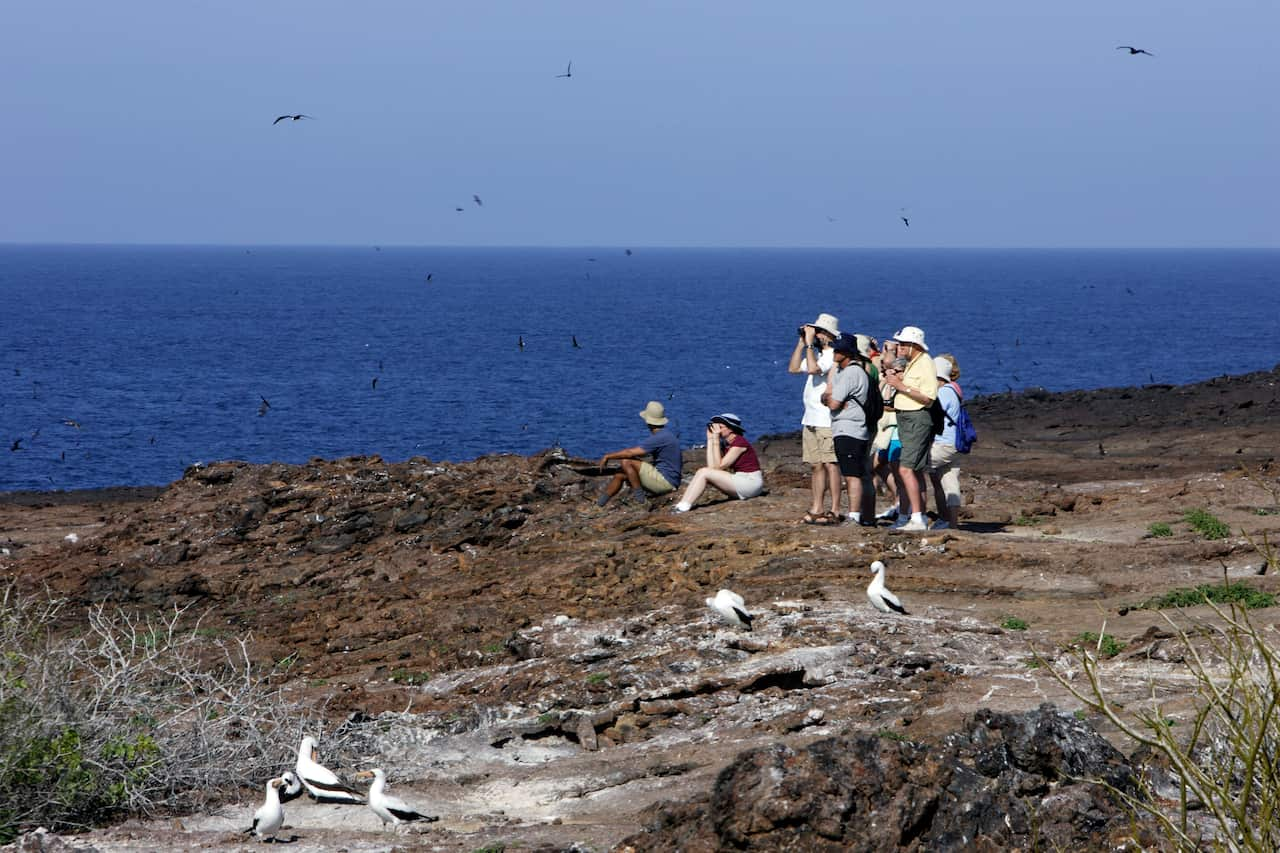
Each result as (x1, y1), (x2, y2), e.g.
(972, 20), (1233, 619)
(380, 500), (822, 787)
(938, 382), (961, 426)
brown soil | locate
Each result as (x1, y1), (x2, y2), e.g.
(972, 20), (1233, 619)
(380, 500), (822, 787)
(3, 367), (1279, 852)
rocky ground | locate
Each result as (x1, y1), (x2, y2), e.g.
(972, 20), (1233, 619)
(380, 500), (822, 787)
(3, 368), (1280, 852)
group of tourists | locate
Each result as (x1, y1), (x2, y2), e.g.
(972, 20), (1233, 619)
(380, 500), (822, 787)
(595, 312), (967, 531)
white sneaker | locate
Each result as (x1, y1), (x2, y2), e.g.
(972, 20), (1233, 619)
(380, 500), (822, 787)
(890, 515), (910, 529)
(930, 520), (950, 530)
(898, 518), (928, 532)
(877, 507), (899, 521)
(671, 504), (691, 514)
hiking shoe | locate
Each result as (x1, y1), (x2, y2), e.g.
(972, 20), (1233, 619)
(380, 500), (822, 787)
(876, 507), (899, 521)
(670, 504), (691, 514)
(929, 520), (950, 530)
(890, 515), (910, 529)
(897, 518), (928, 532)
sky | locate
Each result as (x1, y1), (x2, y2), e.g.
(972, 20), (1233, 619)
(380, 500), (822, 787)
(2, 1), (1276, 248)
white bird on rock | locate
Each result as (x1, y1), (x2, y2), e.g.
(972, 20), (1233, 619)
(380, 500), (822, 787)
(244, 776), (286, 842)
(705, 588), (754, 631)
(355, 768), (439, 830)
(277, 769), (304, 804)
(867, 560), (908, 615)
(295, 735), (365, 804)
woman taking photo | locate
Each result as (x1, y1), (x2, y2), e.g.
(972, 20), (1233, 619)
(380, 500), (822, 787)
(672, 413), (764, 513)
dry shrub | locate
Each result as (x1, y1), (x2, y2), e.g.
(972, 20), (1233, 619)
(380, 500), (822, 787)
(0, 584), (351, 842)
(1051, 600), (1280, 852)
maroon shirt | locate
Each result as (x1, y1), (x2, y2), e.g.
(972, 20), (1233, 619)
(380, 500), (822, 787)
(728, 434), (761, 473)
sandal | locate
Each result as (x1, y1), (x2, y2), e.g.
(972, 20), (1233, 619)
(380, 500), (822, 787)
(804, 511), (839, 526)
(802, 511), (823, 525)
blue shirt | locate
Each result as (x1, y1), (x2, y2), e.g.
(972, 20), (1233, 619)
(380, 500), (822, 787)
(935, 383), (962, 446)
(640, 427), (682, 487)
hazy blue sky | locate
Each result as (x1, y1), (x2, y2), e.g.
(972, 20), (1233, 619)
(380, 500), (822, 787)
(3, 2), (1276, 247)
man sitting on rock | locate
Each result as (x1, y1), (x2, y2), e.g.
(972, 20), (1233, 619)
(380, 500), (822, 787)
(596, 401), (682, 507)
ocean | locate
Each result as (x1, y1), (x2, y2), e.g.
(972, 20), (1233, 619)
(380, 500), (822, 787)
(2, 245), (1277, 493)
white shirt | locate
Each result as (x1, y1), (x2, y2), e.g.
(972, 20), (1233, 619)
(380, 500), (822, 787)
(800, 347), (835, 428)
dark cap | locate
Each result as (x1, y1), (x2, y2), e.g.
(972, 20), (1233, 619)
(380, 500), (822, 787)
(831, 333), (860, 357)
(709, 413), (744, 434)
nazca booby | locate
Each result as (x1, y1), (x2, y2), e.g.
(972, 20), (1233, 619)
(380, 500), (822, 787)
(706, 588), (754, 630)
(295, 735), (364, 803)
(244, 776), (285, 842)
(355, 768), (439, 829)
(867, 560), (908, 615)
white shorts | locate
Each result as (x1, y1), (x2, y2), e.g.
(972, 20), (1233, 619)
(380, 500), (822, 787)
(733, 470), (765, 500)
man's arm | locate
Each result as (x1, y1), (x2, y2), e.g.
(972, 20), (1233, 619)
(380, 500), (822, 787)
(599, 446), (647, 470)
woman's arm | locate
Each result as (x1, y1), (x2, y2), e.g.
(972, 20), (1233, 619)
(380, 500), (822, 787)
(705, 427), (723, 468)
(717, 445), (746, 470)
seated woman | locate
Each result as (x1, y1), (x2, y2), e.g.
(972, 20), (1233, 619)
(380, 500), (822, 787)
(672, 413), (765, 513)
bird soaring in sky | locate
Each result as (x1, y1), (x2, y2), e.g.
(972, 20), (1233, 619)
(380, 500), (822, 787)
(258, 396), (270, 417)
(572, 335), (582, 349)
(518, 335), (525, 350)
(556, 61), (572, 78)
(273, 114), (313, 124)
(473, 194), (483, 207)
(901, 216), (910, 228)
(1116, 46), (1154, 56)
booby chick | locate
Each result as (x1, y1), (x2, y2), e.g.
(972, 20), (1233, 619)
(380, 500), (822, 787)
(295, 735), (365, 804)
(277, 769), (304, 804)
(867, 560), (908, 615)
(244, 776), (285, 842)
(705, 588), (754, 631)
(355, 768), (439, 830)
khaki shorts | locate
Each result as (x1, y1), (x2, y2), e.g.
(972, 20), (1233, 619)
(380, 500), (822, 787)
(928, 442), (962, 507)
(802, 425), (837, 464)
(639, 462), (675, 495)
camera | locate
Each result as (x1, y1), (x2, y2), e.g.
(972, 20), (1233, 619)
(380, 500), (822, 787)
(892, 357), (909, 371)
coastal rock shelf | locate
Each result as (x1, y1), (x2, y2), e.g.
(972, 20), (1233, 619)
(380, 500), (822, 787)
(2, 367), (1279, 851)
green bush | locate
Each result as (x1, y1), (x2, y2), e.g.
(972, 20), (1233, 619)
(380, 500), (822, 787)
(1000, 616), (1029, 631)
(1147, 522), (1173, 538)
(1139, 582), (1275, 611)
(1183, 508), (1230, 540)
(1071, 631), (1123, 658)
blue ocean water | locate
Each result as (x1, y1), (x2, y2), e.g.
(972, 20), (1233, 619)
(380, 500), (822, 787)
(2, 245), (1277, 492)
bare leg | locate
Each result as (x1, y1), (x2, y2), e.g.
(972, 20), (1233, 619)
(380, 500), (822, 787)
(676, 467), (738, 509)
(843, 476), (863, 519)
(898, 467), (925, 515)
(808, 465), (825, 516)
(824, 462), (841, 515)
(619, 458), (644, 492)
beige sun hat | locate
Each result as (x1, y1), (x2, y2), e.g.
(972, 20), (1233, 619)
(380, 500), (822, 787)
(639, 401), (669, 426)
(894, 325), (928, 352)
(933, 356), (954, 379)
(808, 313), (840, 337)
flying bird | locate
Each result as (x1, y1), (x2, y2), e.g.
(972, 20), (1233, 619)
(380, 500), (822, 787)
(705, 588), (754, 631)
(1116, 46), (1154, 56)
(556, 61), (572, 78)
(625, 248), (633, 256)
(273, 114), (313, 124)
(355, 768), (439, 831)
(425, 273), (433, 283)
(518, 335), (525, 350)
(258, 396), (270, 417)
(572, 335), (582, 349)
(371, 377), (378, 390)
(901, 216), (910, 228)
(244, 777), (286, 842)
(63, 419), (81, 430)
(294, 735), (365, 804)
(867, 560), (908, 615)
(455, 207), (464, 212)
(473, 194), (483, 207)
(9, 438), (21, 452)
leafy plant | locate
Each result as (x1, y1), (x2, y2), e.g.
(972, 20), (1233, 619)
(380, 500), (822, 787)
(875, 729), (908, 742)
(1184, 508), (1230, 540)
(1013, 515), (1042, 527)
(586, 672), (610, 685)
(389, 669), (431, 686)
(1139, 582), (1274, 611)
(1001, 616), (1029, 631)
(1147, 522), (1173, 538)
(1071, 631), (1123, 659)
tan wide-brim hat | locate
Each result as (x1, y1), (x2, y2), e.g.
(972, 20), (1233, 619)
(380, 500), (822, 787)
(809, 313), (840, 338)
(894, 325), (929, 352)
(639, 401), (668, 426)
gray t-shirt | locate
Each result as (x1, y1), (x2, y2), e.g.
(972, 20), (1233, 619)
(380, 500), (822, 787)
(829, 364), (870, 440)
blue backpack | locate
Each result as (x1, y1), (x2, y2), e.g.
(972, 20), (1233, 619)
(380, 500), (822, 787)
(941, 383), (978, 453)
